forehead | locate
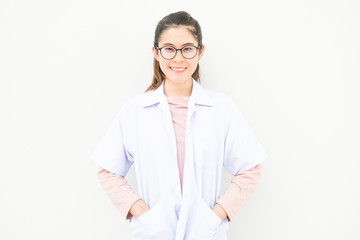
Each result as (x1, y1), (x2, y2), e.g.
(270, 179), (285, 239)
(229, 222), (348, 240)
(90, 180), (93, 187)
(158, 26), (198, 46)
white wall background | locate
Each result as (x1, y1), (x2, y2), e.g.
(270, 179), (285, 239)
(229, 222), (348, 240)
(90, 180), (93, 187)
(0, 0), (359, 239)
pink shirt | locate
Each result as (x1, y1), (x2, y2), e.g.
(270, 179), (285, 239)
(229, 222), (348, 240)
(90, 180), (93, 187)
(97, 96), (262, 221)
(166, 96), (188, 191)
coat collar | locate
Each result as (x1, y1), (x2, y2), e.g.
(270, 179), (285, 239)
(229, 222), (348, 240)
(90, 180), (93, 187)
(142, 79), (214, 108)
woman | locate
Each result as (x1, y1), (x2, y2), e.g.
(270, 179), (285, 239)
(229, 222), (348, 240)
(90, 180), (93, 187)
(92, 11), (267, 240)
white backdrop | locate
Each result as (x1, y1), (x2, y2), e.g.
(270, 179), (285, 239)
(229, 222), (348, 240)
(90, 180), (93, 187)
(0, 0), (359, 239)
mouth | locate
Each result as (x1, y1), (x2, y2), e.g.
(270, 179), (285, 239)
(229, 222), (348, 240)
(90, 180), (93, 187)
(170, 67), (187, 72)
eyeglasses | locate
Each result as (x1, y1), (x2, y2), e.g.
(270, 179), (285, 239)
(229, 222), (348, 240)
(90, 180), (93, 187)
(157, 45), (200, 60)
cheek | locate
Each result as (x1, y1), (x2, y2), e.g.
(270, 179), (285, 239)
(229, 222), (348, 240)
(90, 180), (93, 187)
(159, 60), (169, 72)
(189, 60), (199, 70)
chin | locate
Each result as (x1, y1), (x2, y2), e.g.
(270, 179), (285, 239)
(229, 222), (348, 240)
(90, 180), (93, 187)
(166, 74), (191, 83)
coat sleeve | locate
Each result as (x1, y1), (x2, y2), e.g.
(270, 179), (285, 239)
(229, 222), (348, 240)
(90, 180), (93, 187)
(91, 110), (134, 177)
(223, 103), (268, 176)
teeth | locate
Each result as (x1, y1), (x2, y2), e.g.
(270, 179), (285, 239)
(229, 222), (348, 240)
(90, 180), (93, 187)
(171, 67), (185, 71)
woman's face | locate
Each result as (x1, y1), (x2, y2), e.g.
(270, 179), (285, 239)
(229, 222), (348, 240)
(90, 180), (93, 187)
(152, 26), (204, 86)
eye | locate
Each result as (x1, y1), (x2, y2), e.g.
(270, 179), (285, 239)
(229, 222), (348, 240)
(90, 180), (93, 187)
(183, 46), (195, 52)
(163, 47), (175, 52)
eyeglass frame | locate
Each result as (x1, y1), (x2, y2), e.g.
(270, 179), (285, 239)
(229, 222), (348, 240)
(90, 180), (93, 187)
(156, 45), (201, 60)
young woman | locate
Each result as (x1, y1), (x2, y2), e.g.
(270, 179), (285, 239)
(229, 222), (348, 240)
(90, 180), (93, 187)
(92, 11), (267, 240)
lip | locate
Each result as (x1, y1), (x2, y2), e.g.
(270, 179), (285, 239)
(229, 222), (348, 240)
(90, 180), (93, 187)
(170, 67), (187, 73)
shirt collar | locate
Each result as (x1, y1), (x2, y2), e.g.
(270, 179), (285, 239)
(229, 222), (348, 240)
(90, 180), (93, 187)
(142, 78), (214, 108)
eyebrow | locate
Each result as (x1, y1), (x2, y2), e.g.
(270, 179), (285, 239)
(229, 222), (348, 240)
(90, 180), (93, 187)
(161, 42), (197, 47)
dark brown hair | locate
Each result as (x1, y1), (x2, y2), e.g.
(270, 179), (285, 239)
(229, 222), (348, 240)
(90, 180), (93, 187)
(145, 11), (203, 92)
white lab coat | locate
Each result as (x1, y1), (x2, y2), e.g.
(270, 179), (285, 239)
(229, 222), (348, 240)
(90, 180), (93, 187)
(91, 79), (268, 240)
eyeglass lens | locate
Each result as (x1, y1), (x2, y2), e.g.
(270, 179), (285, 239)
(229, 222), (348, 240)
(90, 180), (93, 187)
(160, 46), (198, 59)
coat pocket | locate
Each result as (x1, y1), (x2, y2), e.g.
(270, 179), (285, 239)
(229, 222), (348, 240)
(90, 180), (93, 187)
(187, 199), (223, 240)
(130, 198), (176, 240)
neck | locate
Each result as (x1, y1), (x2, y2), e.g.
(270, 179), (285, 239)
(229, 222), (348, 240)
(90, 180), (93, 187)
(163, 78), (193, 97)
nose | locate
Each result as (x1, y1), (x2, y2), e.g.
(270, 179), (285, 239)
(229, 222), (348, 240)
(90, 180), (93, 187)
(172, 49), (185, 62)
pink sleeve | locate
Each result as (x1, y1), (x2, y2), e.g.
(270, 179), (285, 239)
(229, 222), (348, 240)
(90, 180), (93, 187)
(97, 168), (141, 220)
(216, 164), (262, 222)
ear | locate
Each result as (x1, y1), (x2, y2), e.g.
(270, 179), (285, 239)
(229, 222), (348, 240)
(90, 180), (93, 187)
(152, 46), (160, 61)
(198, 44), (205, 61)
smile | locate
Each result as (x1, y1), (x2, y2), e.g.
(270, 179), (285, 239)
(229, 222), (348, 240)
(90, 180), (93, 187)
(170, 67), (186, 72)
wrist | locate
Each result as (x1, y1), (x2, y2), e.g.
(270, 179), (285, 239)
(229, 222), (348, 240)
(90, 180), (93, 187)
(130, 199), (150, 218)
(212, 203), (227, 221)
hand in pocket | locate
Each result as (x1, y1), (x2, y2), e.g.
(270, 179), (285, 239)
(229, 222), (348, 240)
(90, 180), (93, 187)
(187, 199), (223, 239)
(130, 198), (176, 240)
